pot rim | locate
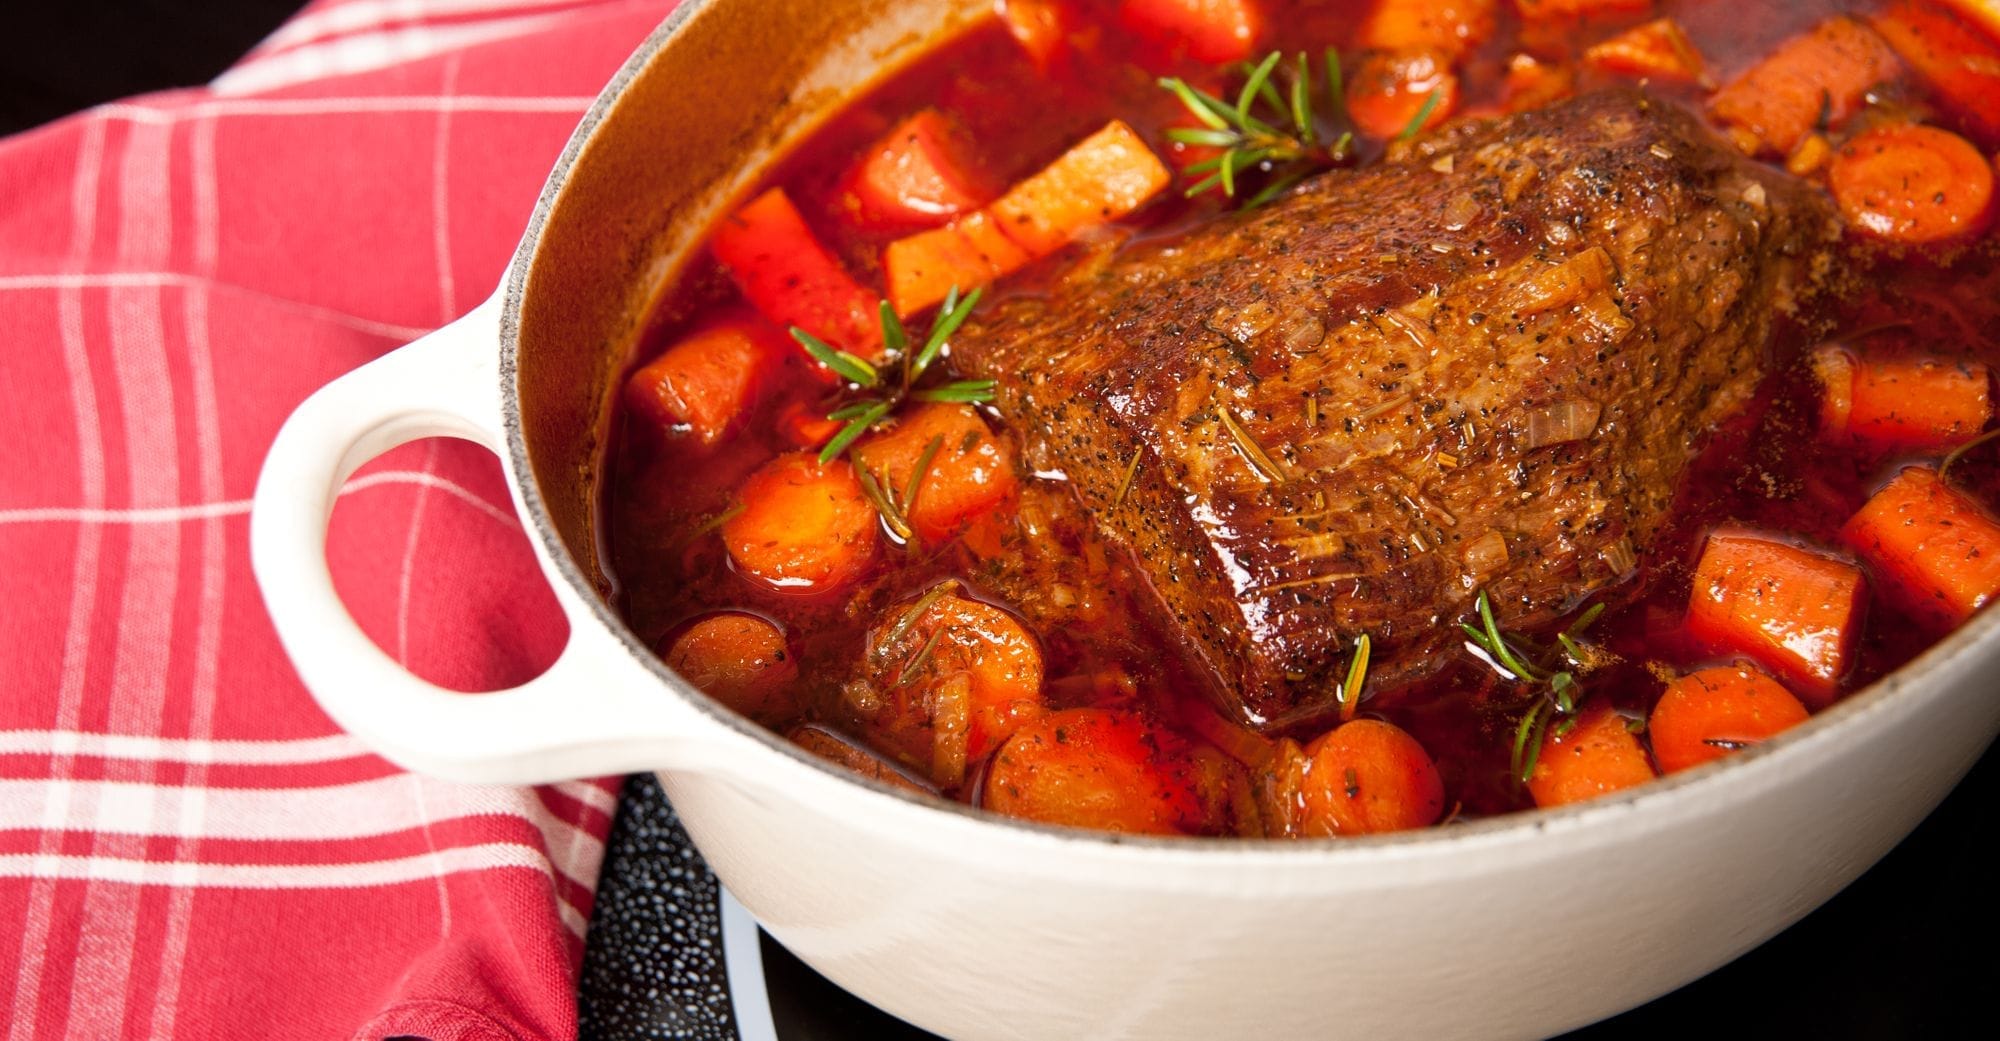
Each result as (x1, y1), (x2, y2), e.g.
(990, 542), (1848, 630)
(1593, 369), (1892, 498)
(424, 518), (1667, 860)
(496, 0), (2000, 860)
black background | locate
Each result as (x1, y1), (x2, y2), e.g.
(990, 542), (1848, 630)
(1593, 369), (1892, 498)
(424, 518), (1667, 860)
(8, 3), (1992, 1038)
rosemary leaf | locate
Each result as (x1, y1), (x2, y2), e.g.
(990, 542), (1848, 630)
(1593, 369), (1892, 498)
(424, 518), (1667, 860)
(1167, 126), (1249, 148)
(1290, 51), (1314, 143)
(911, 379), (997, 404)
(1941, 426), (2000, 484)
(914, 285), (982, 377)
(1159, 77), (1234, 130)
(827, 398), (885, 421)
(1395, 89), (1443, 142)
(878, 582), (954, 658)
(1338, 633), (1371, 722)
(903, 433), (945, 513)
(817, 400), (892, 464)
(791, 327), (879, 386)
(856, 466), (913, 541)
(1237, 51), (1283, 124)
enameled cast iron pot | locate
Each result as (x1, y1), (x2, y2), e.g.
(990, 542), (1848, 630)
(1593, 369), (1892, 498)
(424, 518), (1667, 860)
(250, 1), (2000, 1037)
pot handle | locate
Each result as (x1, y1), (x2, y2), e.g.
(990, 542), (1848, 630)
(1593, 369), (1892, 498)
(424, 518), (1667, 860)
(250, 293), (736, 785)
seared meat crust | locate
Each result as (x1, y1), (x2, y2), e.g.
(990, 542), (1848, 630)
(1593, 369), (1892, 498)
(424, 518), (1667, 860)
(952, 90), (1839, 729)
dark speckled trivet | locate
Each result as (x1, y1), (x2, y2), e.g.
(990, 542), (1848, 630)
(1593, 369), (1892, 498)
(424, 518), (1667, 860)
(577, 773), (737, 1041)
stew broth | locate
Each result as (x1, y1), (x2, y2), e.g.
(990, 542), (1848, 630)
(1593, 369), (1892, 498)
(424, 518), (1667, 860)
(604, 0), (2000, 833)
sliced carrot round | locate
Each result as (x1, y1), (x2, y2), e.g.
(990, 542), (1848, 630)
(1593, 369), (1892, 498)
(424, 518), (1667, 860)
(1297, 718), (1445, 835)
(722, 452), (879, 592)
(1828, 124), (1995, 244)
(663, 612), (797, 720)
(982, 708), (1199, 835)
(852, 404), (1018, 543)
(1527, 704), (1655, 809)
(867, 585), (1045, 787)
(1346, 49), (1459, 141)
(1649, 664), (1810, 774)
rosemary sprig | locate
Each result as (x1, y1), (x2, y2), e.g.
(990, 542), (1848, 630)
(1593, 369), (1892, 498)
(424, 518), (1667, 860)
(789, 286), (988, 467)
(1459, 591), (1606, 786)
(1160, 48), (1354, 208)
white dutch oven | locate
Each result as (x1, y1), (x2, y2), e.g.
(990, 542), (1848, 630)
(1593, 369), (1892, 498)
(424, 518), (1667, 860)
(250, 1), (2000, 1037)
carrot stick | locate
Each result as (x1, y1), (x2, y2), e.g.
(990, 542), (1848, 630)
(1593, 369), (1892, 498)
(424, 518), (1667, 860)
(1709, 16), (1904, 157)
(1842, 466), (2000, 625)
(983, 708), (1200, 834)
(1346, 49), (1459, 140)
(624, 320), (775, 446)
(1582, 17), (1709, 85)
(1685, 531), (1866, 708)
(722, 452), (880, 592)
(776, 397), (845, 449)
(1526, 704), (1655, 809)
(1939, 0), (2000, 42)
(663, 612), (797, 721)
(882, 210), (1031, 317)
(1357, 0), (1496, 62)
(1815, 344), (1993, 450)
(1648, 664), (1810, 774)
(847, 109), (990, 225)
(1873, 0), (2000, 145)
(1827, 123), (1995, 244)
(986, 120), (1170, 258)
(1116, 0), (1263, 64)
(709, 187), (882, 362)
(1296, 718), (1445, 835)
(851, 404), (1019, 542)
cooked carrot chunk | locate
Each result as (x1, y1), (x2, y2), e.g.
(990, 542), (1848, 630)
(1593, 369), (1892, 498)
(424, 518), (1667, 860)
(1710, 17), (1904, 156)
(1347, 49), (1460, 140)
(1500, 52), (1574, 113)
(1873, 0), (2000, 145)
(882, 210), (1031, 317)
(624, 320), (772, 446)
(1649, 664), (1810, 774)
(852, 404), (1018, 543)
(870, 585), (1045, 786)
(1814, 344), (1992, 450)
(1685, 531), (1866, 708)
(1357, 0), (1497, 62)
(848, 109), (989, 225)
(1296, 718), (1445, 835)
(1582, 18), (1707, 84)
(664, 612), (797, 721)
(709, 187), (881, 363)
(1527, 704), (1655, 809)
(1512, 0), (1652, 21)
(986, 120), (1171, 258)
(984, 708), (1200, 834)
(722, 452), (879, 592)
(998, 0), (1074, 67)
(1828, 123), (1995, 244)
(1117, 0), (1263, 64)
(1842, 466), (2000, 625)
(776, 398), (844, 449)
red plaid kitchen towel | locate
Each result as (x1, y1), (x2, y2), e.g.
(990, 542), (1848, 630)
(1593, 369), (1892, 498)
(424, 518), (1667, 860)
(0, 1), (677, 1036)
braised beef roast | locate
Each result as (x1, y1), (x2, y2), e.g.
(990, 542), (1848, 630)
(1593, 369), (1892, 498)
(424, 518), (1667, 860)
(952, 90), (1841, 730)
